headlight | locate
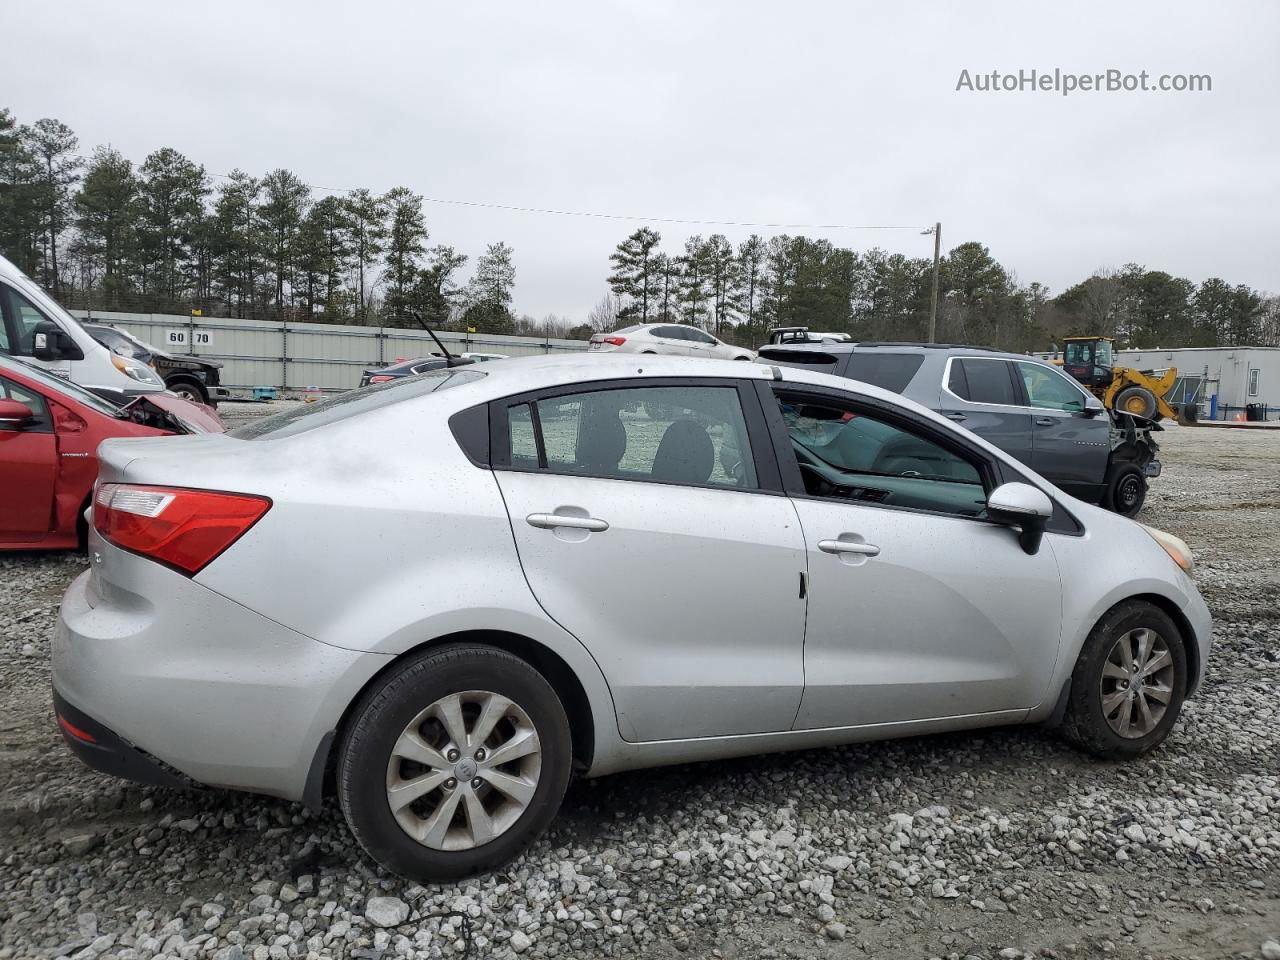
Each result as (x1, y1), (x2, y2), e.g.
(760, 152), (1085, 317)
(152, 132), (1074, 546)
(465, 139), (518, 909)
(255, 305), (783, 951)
(1140, 524), (1194, 577)
(111, 354), (162, 385)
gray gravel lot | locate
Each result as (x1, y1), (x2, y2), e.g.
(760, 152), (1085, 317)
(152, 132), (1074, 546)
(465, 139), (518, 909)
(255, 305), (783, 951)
(1, 418), (1277, 960)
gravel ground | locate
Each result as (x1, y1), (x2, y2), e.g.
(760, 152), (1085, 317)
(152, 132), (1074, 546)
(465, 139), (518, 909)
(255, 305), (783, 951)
(1, 418), (1277, 960)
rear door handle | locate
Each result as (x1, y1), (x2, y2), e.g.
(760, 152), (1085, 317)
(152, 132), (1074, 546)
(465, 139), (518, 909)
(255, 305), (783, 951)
(945, 413), (967, 422)
(818, 539), (880, 557)
(527, 513), (609, 532)
(1035, 417), (1055, 426)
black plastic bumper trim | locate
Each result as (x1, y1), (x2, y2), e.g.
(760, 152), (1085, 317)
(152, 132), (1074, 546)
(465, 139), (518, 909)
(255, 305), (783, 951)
(52, 688), (198, 793)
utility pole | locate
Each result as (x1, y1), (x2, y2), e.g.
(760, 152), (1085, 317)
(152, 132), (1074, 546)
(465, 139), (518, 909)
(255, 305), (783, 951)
(928, 221), (942, 344)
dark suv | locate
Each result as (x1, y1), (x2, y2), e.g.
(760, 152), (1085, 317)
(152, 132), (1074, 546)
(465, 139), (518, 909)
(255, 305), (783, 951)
(758, 341), (1160, 516)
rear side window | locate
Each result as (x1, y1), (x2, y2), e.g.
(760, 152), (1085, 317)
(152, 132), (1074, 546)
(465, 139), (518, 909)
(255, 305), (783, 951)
(950, 358), (1017, 406)
(507, 385), (758, 490)
(843, 353), (925, 393)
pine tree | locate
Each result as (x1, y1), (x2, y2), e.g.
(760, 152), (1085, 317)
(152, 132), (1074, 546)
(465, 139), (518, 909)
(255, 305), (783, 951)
(258, 169), (311, 316)
(464, 242), (517, 332)
(0, 108), (43, 276)
(211, 170), (261, 317)
(702, 233), (738, 335)
(342, 188), (387, 322)
(75, 147), (140, 303)
(607, 227), (661, 323)
(737, 236), (767, 341)
(138, 148), (208, 302)
(677, 235), (710, 327)
(24, 119), (81, 293)
(410, 245), (467, 329)
(382, 187), (428, 321)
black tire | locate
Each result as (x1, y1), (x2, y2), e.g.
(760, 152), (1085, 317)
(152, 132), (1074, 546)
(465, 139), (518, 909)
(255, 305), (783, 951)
(337, 644), (571, 882)
(1104, 462), (1147, 517)
(1114, 386), (1157, 420)
(165, 377), (208, 405)
(1060, 600), (1188, 759)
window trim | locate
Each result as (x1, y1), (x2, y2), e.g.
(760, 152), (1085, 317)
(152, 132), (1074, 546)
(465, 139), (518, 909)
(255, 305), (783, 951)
(488, 376), (786, 495)
(941, 355), (1025, 410)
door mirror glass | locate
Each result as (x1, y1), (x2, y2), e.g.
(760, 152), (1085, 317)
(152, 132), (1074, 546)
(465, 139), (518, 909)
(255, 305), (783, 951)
(986, 482), (1053, 555)
(0, 398), (35, 427)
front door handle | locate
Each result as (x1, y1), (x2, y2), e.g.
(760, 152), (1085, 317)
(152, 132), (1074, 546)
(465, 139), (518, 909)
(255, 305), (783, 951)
(1035, 417), (1055, 426)
(527, 513), (609, 532)
(945, 413), (967, 422)
(818, 539), (880, 557)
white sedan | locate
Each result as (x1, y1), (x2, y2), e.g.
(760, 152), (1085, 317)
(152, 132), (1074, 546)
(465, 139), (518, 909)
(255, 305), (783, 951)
(589, 323), (755, 360)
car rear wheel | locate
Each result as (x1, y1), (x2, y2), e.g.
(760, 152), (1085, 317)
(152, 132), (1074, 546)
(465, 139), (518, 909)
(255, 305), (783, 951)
(1104, 462), (1146, 517)
(337, 644), (571, 881)
(1060, 600), (1187, 759)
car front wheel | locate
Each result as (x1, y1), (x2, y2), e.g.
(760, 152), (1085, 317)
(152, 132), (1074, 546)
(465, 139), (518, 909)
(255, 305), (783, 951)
(1060, 600), (1187, 759)
(338, 645), (571, 881)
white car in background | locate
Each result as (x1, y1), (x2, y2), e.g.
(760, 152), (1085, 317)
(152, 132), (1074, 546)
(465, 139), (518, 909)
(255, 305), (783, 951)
(589, 323), (755, 361)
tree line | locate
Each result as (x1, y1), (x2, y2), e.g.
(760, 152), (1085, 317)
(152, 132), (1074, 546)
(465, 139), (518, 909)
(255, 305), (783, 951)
(603, 228), (1280, 350)
(0, 108), (520, 333)
(2, 106), (1277, 350)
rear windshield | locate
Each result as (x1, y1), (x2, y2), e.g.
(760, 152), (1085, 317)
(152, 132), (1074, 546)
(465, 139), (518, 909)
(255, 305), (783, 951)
(232, 368), (486, 440)
(843, 353), (925, 393)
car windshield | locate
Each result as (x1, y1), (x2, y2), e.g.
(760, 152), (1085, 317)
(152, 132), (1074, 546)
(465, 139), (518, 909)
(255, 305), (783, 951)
(233, 368), (486, 440)
(0, 356), (124, 417)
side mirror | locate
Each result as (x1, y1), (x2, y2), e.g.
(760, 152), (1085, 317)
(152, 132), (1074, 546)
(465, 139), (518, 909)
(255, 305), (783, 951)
(32, 320), (84, 362)
(987, 482), (1054, 555)
(0, 398), (36, 429)
(1081, 395), (1105, 418)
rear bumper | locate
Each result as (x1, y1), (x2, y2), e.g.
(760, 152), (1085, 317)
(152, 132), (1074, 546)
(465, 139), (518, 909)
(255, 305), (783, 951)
(52, 688), (194, 792)
(53, 548), (392, 801)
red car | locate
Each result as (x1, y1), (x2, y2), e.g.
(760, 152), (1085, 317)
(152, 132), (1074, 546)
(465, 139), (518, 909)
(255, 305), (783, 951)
(0, 356), (224, 550)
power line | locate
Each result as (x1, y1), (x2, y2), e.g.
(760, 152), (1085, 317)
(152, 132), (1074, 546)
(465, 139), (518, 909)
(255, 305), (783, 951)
(72, 153), (928, 232)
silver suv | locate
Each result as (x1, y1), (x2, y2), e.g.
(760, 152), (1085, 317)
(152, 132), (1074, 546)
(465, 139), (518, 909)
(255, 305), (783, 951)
(759, 342), (1160, 516)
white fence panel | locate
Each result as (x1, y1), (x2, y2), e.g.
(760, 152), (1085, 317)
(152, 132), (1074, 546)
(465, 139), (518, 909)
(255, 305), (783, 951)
(70, 310), (589, 394)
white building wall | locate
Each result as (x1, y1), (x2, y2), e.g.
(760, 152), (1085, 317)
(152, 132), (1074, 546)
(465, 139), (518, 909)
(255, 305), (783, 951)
(1116, 347), (1277, 411)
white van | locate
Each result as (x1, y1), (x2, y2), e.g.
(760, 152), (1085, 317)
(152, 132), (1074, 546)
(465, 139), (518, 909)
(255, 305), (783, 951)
(0, 254), (165, 402)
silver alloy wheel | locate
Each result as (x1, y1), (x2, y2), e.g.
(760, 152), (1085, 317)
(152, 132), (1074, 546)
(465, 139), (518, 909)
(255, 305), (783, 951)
(1099, 628), (1175, 738)
(385, 690), (542, 851)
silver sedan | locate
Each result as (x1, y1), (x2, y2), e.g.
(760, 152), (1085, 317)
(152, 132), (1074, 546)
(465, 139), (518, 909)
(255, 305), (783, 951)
(54, 355), (1211, 881)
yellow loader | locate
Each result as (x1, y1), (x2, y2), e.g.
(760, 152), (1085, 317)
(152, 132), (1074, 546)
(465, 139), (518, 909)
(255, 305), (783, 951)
(1054, 337), (1186, 422)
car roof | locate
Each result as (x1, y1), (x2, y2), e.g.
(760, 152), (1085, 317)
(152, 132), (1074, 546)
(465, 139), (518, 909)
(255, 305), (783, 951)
(760, 340), (1038, 363)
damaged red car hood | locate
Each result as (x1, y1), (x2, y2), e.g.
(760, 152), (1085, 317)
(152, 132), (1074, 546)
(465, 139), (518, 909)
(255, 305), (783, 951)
(124, 392), (226, 434)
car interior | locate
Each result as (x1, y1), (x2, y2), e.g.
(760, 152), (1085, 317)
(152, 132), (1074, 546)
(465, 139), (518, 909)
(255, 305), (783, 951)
(778, 398), (989, 517)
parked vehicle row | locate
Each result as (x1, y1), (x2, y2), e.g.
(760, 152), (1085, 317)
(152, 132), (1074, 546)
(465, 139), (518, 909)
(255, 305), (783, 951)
(83, 323), (231, 407)
(54, 353), (1210, 882)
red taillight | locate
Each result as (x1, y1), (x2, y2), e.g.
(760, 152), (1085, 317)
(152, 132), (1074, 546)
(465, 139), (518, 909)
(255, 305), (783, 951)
(601, 336), (626, 346)
(369, 375), (395, 383)
(93, 483), (271, 576)
(58, 714), (97, 744)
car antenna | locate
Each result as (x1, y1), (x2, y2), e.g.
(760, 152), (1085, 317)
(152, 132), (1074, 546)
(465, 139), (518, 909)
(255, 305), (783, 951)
(408, 311), (465, 367)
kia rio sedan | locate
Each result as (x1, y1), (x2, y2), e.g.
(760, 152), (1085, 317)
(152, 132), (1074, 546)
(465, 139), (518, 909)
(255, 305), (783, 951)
(53, 355), (1211, 881)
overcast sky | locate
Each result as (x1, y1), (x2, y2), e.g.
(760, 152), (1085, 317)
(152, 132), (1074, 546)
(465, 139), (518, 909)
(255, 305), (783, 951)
(7, 0), (1278, 319)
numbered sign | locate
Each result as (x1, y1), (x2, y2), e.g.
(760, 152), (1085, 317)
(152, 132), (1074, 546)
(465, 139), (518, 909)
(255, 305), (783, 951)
(164, 329), (214, 349)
